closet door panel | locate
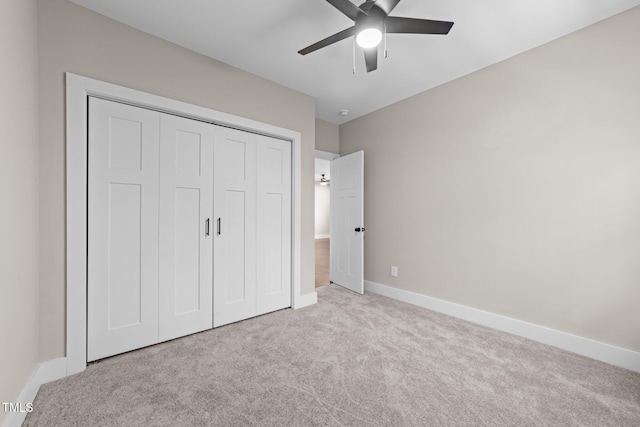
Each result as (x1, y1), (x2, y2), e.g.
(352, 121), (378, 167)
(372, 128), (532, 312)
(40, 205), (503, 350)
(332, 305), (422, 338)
(88, 97), (160, 362)
(256, 136), (292, 315)
(159, 114), (214, 342)
(223, 190), (247, 303)
(213, 127), (257, 327)
(173, 188), (201, 313)
(107, 183), (143, 328)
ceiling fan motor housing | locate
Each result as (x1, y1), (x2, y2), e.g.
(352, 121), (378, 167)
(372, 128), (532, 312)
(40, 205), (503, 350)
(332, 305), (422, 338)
(356, 3), (387, 35)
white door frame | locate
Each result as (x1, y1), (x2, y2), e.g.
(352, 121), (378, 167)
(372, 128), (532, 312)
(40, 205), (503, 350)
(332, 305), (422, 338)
(66, 73), (303, 375)
(315, 149), (340, 162)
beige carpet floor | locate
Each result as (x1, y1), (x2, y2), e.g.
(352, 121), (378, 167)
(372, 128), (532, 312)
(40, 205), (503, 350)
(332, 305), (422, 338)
(315, 238), (330, 287)
(25, 285), (640, 426)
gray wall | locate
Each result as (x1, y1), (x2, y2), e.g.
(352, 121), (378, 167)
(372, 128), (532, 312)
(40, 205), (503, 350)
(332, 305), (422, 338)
(38, 0), (317, 361)
(340, 7), (640, 351)
(0, 0), (40, 419)
(315, 118), (340, 154)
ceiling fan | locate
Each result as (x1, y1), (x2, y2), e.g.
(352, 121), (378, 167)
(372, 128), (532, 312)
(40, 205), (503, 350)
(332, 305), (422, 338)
(319, 174), (330, 185)
(298, 0), (454, 72)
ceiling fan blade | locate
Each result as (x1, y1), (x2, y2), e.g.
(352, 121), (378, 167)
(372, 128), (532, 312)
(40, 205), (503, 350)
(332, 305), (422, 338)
(298, 27), (356, 55)
(374, 0), (402, 15)
(385, 17), (454, 35)
(326, 0), (364, 21)
(364, 47), (378, 72)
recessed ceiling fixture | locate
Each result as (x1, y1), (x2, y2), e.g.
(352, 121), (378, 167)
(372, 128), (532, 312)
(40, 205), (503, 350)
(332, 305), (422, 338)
(319, 174), (330, 185)
(339, 109), (350, 116)
(298, 0), (454, 73)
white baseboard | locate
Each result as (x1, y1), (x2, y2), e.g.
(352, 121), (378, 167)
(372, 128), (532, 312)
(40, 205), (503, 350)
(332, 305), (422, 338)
(37, 357), (67, 385)
(2, 357), (67, 427)
(293, 291), (317, 309)
(314, 234), (330, 239)
(364, 280), (640, 373)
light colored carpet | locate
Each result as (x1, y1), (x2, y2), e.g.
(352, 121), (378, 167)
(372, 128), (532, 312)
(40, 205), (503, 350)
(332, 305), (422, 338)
(26, 285), (640, 426)
(315, 238), (330, 287)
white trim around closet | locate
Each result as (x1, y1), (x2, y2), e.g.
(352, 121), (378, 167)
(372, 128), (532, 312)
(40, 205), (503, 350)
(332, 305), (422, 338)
(66, 73), (304, 375)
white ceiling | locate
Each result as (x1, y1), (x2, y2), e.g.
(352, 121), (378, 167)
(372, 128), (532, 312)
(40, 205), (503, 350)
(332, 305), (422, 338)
(68, 0), (640, 124)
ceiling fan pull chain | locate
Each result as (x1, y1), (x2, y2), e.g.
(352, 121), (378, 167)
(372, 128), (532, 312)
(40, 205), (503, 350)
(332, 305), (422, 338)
(352, 37), (356, 74)
(384, 24), (388, 58)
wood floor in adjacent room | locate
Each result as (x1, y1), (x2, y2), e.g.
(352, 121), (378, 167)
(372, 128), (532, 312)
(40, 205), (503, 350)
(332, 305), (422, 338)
(315, 237), (330, 287)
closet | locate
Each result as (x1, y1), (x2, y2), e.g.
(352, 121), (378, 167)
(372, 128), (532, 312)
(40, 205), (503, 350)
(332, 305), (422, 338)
(87, 97), (291, 361)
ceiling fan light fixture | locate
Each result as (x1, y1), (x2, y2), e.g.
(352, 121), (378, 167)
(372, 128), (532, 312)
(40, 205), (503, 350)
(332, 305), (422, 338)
(356, 27), (382, 49)
(319, 174), (330, 185)
(297, 0), (454, 73)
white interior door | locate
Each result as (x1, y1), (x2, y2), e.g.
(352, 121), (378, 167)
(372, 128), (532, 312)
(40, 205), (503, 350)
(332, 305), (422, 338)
(87, 97), (160, 361)
(213, 127), (258, 327)
(330, 150), (364, 294)
(256, 135), (292, 315)
(158, 113), (214, 341)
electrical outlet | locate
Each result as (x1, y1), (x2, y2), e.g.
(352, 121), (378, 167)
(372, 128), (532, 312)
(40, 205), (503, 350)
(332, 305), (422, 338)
(391, 266), (398, 277)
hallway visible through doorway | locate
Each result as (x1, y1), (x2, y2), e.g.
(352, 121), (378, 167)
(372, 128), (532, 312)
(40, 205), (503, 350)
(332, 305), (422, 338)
(315, 151), (337, 287)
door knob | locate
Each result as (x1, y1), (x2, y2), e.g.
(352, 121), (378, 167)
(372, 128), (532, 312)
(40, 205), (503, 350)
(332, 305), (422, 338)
(355, 227), (365, 232)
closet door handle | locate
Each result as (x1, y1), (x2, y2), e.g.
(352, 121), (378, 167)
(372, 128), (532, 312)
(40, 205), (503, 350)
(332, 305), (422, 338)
(205, 218), (210, 236)
(217, 218), (221, 236)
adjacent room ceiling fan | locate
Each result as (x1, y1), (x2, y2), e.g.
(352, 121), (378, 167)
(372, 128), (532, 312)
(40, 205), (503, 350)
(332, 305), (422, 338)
(298, 0), (454, 72)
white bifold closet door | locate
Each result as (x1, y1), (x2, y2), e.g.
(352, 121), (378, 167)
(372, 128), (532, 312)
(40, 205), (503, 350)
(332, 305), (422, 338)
(213, 127), (291, 327)
(88, 98), (161, 361)
(158, 113), (214, 342)
(213, 127), (257, 326)
(256, 135), (292, 316)
(88, 97), (292, 361)
(88, 98), (214, 361)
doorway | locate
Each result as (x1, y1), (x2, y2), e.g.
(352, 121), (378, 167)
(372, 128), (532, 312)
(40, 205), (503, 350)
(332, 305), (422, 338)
(314, 149), (365, 293)
(314, 151), (338, 287)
